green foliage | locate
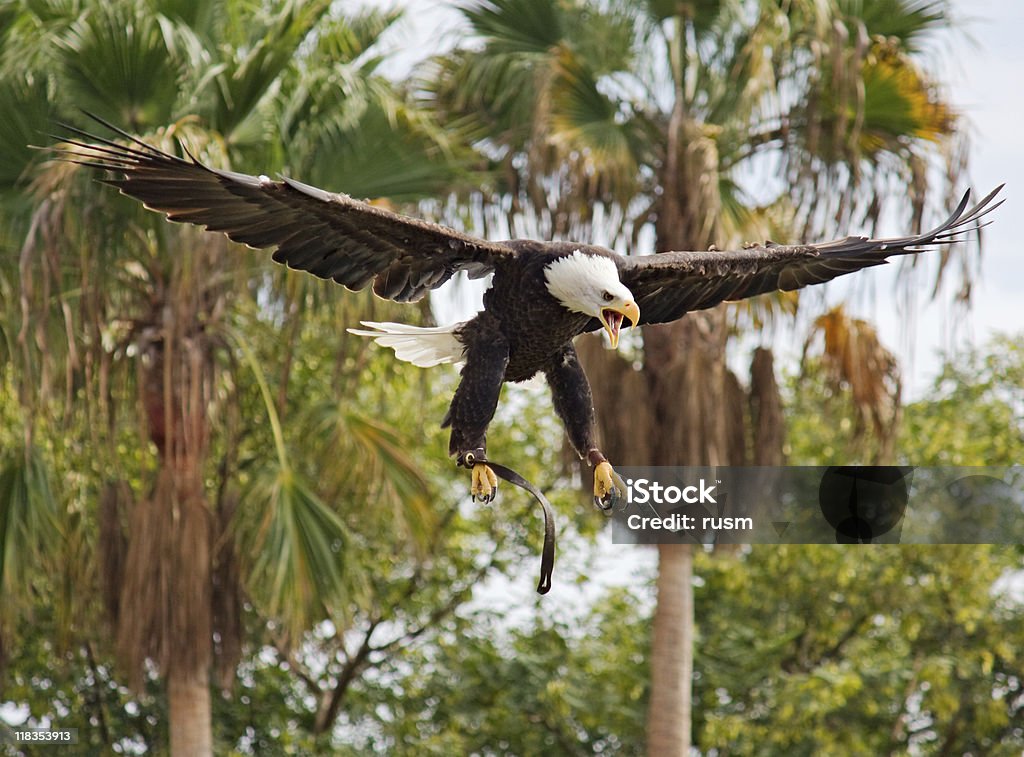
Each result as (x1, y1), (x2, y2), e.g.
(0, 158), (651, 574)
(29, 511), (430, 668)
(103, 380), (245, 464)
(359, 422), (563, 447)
(694, 544), (1024, 754)
(305, 336), (1024, 754)
(0, 76), (55, 190)
(245, 461), (354, 637)
(836, 0), (950, 53)
(898, 334), (1024, 466)
(211, 638), (321, 754)
(336, 589), (649, 755)
(2, 606), (169, 753)
(788, 334), (1024, 466)
(463, 0), (566, 54)
(0, 0), (498, 749)
(57, 0), (182, 128)
(784, 355), (879, 465)
(0, 444), (59, 620)
(429, 0), (970, 337)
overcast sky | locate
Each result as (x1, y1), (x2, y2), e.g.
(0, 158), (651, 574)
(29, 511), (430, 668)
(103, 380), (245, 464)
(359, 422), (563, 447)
(382, 0), (1023, 398)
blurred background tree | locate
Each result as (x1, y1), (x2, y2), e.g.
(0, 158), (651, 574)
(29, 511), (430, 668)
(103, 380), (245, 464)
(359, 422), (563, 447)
(0, 0), (508, 752)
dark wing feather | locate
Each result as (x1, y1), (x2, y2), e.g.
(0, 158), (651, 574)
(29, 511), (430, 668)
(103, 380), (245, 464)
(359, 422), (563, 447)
(616, 186), (1004, 326)
(51, 115), (514, 302)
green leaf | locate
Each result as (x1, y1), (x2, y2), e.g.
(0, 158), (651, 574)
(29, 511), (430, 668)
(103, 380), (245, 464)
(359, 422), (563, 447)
(209, 0), (331, 137)
(837, 0), (949, 53)
(56, 0), (182, 129)
(462, 0), (565, 54)
(245, 462), (357, 638)
(0, 445), (59, 603)
(0, 75), (56, 190)
(550, 51), (638, 181)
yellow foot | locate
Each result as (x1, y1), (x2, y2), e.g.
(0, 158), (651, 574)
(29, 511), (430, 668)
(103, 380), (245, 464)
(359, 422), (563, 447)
(471, 462), (498, 503)
(593, 461), (620, 510)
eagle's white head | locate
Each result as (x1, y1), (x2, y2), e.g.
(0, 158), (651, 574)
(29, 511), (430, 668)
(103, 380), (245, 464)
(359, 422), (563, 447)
(544, 250), (640, 348)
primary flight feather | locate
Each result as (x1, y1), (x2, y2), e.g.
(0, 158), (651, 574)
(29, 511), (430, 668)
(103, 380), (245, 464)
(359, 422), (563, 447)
(55, 115), (1004, 507)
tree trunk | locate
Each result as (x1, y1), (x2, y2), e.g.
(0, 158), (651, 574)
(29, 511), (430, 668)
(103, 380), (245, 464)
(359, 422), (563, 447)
(168, 666), (213, 756)
(646, 543), (694, 755)
(640, 318), (722, 757)
(638, 87), (726, 752)
(119, 298), (219, 755)
(577, 27), (786, 748)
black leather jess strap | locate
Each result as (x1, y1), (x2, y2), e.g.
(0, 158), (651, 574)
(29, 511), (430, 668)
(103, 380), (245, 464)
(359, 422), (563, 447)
(488, 461), (556, 594)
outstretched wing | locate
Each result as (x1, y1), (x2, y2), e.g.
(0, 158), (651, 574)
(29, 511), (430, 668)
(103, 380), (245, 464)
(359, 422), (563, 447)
(52, 115), (515, 302)
(617, 186), (1004, 326)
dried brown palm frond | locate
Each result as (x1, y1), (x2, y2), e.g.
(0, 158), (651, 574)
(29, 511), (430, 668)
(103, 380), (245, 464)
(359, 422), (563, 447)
(803, 305), (902, 462)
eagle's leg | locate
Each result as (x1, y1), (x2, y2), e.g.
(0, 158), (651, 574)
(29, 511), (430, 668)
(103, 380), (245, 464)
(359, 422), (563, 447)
(443, 331), (509, 503)
(545, 344), (621, 510)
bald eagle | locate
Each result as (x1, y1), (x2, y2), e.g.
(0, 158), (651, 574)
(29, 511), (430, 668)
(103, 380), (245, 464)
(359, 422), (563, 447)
(57, 118), (1002, 506)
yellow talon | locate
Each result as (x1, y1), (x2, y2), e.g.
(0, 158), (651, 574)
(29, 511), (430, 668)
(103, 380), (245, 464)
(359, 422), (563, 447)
(594, 461), (619, 509)
(471, 462), (498, 502)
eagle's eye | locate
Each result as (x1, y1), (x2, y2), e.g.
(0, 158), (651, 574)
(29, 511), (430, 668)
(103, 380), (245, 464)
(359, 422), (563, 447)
(602, 291), (614, 302)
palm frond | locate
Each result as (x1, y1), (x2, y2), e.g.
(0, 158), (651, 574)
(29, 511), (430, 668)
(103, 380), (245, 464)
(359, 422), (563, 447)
(314, 7), (404, 67)
(151, 0), (224, 37)
(563, 1), (637, 76)
(56, 0), (182, 129)
(290, 86), (475, 201)
(426, 47), (551, 146)
(837, 0), (949, 54)
(804, 305), (902, 453)
(859, 44), (954, 152)
(644, 0), (729, 32)
(461, 0), (565, 54)
(245, 463), (357, 641)
(315, 405), (435, 545)
(0, 445), (60, 605)
(0, 76), (57, 190)
(208, 0), (331, 138)
(550, 51), (639, 196)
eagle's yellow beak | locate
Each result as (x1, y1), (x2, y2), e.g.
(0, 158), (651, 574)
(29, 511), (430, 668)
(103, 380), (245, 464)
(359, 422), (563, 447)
(599, 300), (640, 349)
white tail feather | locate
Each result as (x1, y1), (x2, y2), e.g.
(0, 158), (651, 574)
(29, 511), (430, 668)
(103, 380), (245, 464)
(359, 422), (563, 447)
(347, 321), (465, 368)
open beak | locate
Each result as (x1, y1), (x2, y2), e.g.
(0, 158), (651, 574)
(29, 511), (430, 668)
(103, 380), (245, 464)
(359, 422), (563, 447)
(599, 300), (640, 349)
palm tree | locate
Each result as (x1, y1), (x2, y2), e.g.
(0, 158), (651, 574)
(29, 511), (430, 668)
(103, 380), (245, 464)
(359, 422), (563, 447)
(1, 0), (471, 752)
(428, 0), (970, 751)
